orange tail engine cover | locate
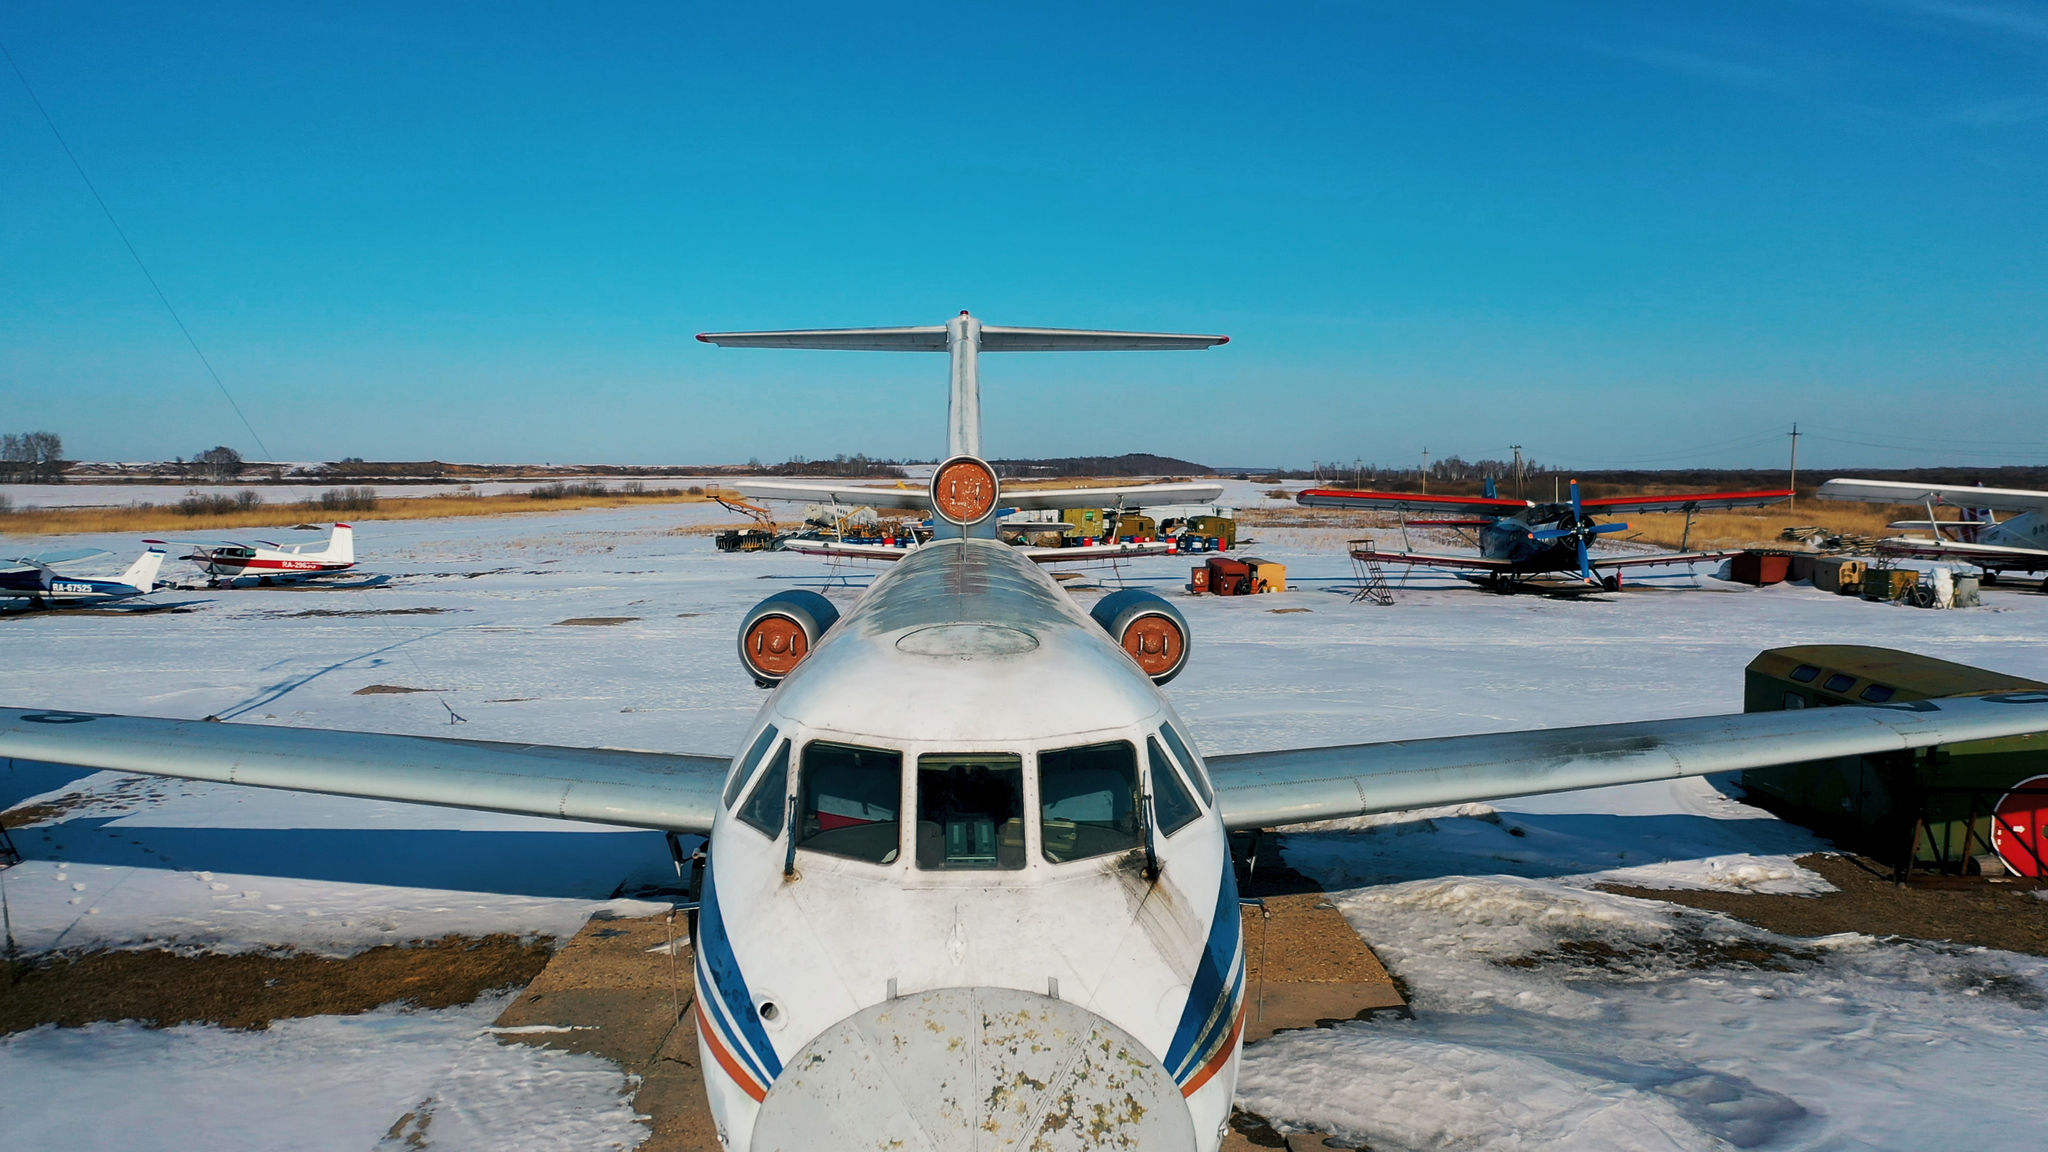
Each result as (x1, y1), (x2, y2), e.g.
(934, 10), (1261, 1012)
(1089, 589), (1191, 685)
(738, 589), (841, 688)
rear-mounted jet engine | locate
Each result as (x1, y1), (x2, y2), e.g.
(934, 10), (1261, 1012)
(1089, 588), (1191, 684)
(737, 589), (839, 688)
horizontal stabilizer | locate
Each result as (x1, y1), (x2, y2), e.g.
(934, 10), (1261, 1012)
(978, 326), (1227, 352)
(697, 326), (948, 351)
(696, 325), (1227, 353)
(732, 480), (932, 510)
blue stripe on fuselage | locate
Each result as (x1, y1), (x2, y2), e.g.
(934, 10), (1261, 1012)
(1164, 861), (1243, 1081)
(696, 863), (783, 1084)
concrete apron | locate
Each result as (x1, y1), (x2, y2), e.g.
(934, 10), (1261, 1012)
(492, 896), (1404, 1150)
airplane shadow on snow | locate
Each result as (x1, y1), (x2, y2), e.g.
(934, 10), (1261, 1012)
(11, 817), (691, 900)
(1277, 805), (1830, 890)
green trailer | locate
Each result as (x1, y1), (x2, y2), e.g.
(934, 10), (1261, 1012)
(1741, 645), (2048, 877)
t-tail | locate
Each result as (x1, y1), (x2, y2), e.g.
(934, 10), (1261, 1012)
(118, 547), (166, 592)
(697, 312), (1227, 537)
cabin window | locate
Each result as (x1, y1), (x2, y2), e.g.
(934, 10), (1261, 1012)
(1148, 738), (1202, 838)
(1039, 742), (1142, 863)
(737, 741), (790, 838)
(1157, 722), (1214, 806)
(1790, 665), (1821, 683)
(797, 743), (903, 864)
(916, 754), (1025, 870)
(1823, 673), (1856, 694)
(1861, 684), (1896, 703)
(723, 725), (781, 809)
(1783, 693), (1807, 710)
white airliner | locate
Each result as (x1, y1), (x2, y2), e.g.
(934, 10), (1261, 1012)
(1818, 478), (2048, 588)
(145, 523), (356, 584)
(8, 314), (2048, 1151)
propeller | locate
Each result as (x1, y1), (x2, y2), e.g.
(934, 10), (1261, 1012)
(1530, 479), (1629, 583)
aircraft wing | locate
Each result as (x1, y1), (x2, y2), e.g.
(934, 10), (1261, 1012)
(1020, 541), (1176, 562)
(1589, 550), (1738, 570)
(1207, 691), (2048, 831)
(1580, 490), (1792, 514)
(1298, 489), (1531, 515)
(781, 540), (914, 562)
(8, 548), (114, 567)
(1819, 479), (2048, 515)
(1003, 483), (1226, 510)
(1349, 546), (1515, 573)
(0, 708), (731, 835)
(1874, 537), (2048, 567)
(731, 480), (932, 510)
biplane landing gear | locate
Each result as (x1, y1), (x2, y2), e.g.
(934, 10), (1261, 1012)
(1602, 574), (1622, 592)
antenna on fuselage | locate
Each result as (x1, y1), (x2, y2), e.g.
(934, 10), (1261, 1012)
(697, 313), (1229, 468)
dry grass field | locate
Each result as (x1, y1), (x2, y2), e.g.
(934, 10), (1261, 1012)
(0, 487), (714, 537)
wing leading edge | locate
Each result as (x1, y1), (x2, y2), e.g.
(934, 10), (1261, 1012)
(1207, 691), (2048, 831)
(0, 708), (730, 834)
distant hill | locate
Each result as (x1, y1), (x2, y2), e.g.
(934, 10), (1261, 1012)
(990, 453), (1211, 478)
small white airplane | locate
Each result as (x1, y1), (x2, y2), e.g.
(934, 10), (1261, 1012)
(0, 547), (165, 609)
(145, 523), (356, 584)
(8, 314), (2048, 1152)
(1819, 479), (2048, 589)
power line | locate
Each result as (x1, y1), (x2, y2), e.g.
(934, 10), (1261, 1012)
(2, 36), (273, 461)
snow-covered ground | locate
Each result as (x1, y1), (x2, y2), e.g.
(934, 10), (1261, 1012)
(3, 483), (2045, 1150)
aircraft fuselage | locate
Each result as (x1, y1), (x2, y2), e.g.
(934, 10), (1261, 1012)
(698, 537), (1241, 1150)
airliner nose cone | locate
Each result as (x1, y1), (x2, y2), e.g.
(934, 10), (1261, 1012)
(752, 986), (1194, 1151)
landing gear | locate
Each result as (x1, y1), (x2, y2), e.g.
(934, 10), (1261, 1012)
(1601, 574), (1622, 592)
(1982, 571), (1998, 586)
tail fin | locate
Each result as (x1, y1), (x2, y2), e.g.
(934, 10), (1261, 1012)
(326, 524), (355, 564)
(1484, 477), (1498, 499)
(120, 548), (166, 591)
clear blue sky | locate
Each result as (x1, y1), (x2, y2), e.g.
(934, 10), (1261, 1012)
(3, 2), (2044, 471)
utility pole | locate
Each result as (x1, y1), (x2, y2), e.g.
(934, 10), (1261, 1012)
(1420, 447), (1429, 493)
(1788, 423), (1800, 510)
(1511, 445), (1523, 500)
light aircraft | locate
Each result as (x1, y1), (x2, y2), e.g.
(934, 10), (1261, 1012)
(1818, 478), (2048, 590)
(5, 313), (2048, 1151)
(145, 523), (356, 584)
(0, 547), (165, 608)
(1299, 480), (1792, 593)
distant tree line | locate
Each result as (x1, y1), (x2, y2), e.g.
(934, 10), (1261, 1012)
(1, 431), (65, 482)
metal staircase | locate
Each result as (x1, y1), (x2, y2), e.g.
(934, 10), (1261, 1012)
(1349, 538), (1396, 605)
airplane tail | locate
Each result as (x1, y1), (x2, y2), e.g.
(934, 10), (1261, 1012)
(698, 313), (1227, 462)
(325, 524), (355, 564)
(120, 548), (166, 591)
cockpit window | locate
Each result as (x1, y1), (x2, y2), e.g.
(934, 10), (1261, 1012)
(723, 725), (780, 809)
(1157, 722), (1213, 806)
(1039, 742), (1142, 863)
(916, 754), (1025, 870)
(737, 740), (789, 838)
(797, 742), (903, 864)
(1148, 738), (1201, 837)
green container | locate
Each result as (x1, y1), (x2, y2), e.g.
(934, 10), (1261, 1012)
(1741, 645), (2048, 869)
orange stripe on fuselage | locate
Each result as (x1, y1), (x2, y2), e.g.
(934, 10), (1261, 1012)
(1181, 995), (1247, 1098)
(695, 1003), (768, 1102)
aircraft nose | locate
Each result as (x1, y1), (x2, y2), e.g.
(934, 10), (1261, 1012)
(751, 985), (1195, 1151)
